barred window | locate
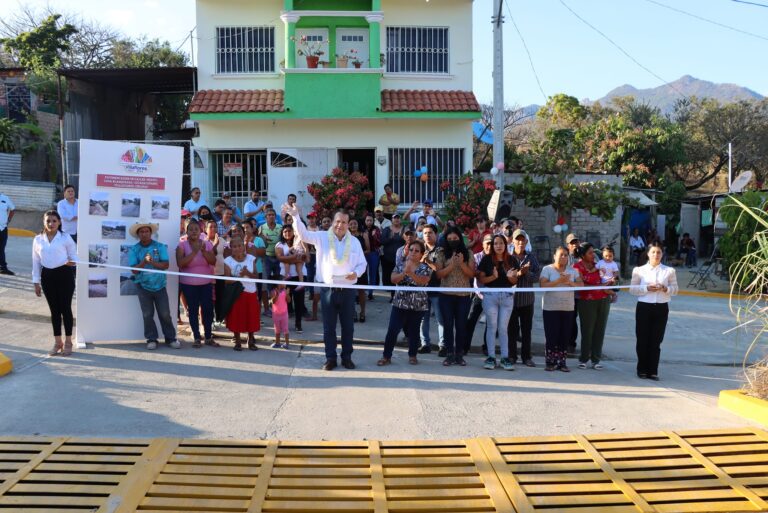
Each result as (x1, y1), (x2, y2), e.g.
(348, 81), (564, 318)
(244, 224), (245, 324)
(386, 26), (449, 74)
(216, 26), (275, 74)
(388, 148), (465, 205)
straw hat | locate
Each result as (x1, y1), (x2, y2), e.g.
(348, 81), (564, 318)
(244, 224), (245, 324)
(129, 220), (159, 238)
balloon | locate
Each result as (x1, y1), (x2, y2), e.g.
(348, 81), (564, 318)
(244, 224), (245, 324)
(490, 167), (499, 176)
(421, 165), (428, 174)
(553, 225), (563, 233)
(496, 161), (505, 171)
(560, 223), (568, 231)
(414, 169), (421, 177)
(420, 173), (429, 182)
(557, 216), (565, 225)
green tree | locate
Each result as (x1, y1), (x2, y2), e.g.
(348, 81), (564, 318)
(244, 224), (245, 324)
(719, 191), (768, 281)
(537, 93), (588, 127)
(0, 14), (77, 71)
(112, 38), (188, 68)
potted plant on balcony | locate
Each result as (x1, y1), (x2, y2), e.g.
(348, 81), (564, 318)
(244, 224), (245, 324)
(336, 49), (356, 69)
(292, 35), (326, 68)
(352, 57), (364, 69)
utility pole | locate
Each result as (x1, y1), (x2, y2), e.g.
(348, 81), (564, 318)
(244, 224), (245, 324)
(728, 142), (733, 191)
(492, 0), (505, 188)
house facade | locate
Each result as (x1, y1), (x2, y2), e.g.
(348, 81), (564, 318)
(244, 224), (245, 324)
(189, 0), (480, 213)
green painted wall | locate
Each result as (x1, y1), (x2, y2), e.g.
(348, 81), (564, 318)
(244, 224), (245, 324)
(191, 109), (480, 121)
(284, 72), (380, 118)
(294, 0), (372, 10)
(295, 17), (369, 67)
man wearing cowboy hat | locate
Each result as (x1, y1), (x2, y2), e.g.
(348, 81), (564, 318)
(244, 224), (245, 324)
(128, 220), (179, 350)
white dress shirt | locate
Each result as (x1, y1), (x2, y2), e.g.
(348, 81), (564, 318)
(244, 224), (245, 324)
(32, 231), (77, 283)
(57, 198), (78, 235)
(0, 193), (14, 230)
(293, 215), (366, 285)
(630, 262), (678, 303)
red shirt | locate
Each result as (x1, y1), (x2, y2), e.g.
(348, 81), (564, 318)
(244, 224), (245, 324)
(468, 228), (492, 254)
(573, 261), (608, 301)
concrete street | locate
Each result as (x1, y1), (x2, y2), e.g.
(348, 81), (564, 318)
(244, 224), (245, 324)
(0, 234), (763, 440)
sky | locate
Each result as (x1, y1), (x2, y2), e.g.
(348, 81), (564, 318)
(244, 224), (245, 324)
(9, 0), (768, 107)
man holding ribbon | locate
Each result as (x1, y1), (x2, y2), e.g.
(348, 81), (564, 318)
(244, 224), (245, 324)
(288, 205), (367, 371)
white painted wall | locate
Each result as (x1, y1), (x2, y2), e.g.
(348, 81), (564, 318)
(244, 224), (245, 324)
(194, 118), (473, 197)
(195, 0), (474, 92)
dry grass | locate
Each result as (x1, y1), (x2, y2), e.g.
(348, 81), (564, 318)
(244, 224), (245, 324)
(742, 355), (768, 400)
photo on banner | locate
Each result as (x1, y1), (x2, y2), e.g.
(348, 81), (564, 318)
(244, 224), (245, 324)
(76, 139), (184, 346)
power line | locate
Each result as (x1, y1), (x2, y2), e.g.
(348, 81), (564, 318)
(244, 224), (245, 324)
(557, 0), (685, 99)
(504, 0), (548, 102)
(732, 0), (768, 7)
(645, 0), (768, 42)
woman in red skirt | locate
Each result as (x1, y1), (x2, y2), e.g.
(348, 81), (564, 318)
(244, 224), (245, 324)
(223, 237), (261, 351)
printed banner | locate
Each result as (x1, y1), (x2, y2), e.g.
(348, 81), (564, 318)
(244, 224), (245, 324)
(75, 140), (183, 346)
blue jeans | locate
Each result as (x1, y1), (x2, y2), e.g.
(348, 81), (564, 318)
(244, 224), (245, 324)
(136, 286), (176, 343)
(383, 307), (425, 359)
(320, 288), (356, 362)
(439, 294), (471, 357)
(180, 283), (213, 340)
(365, 252), (380, 290)
(420, 294), (445, 348)
(306, 254), (317, 295)
(264, 255), (280, 281)
(482, 291), (514, 359)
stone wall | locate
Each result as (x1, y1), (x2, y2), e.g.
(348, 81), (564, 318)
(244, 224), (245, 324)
(3, 183), (57, 211)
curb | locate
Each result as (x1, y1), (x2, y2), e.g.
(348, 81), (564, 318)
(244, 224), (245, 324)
(0, 352), (12, 377)
(679, 290), (746, 300)
(9, 227), (35, 237)
(718, 389), (768, 426)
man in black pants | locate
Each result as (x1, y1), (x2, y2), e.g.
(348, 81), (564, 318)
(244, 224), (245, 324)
(508, 229), (540, 366)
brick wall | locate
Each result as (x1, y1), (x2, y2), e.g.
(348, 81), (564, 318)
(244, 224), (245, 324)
(3, 183), (57, 211)
(488, 173), (624, 251)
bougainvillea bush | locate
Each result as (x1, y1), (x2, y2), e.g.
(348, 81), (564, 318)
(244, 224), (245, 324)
(440, 174), (498, 232)
(307, 167), (374, 219)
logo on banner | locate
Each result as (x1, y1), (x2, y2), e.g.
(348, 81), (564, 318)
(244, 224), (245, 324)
(120, 146), (153, 173)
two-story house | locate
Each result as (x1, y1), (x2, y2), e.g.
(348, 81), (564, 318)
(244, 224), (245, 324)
(189, 0), (480, 213)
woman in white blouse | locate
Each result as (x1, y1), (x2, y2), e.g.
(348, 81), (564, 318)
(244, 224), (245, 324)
(32, 210), (78, 356)
(629, 241), (678, 380)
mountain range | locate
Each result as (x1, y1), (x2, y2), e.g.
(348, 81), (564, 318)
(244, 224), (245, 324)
(593, 75), (763, 114)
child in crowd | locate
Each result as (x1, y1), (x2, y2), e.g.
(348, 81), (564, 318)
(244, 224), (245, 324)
(279, 235), (306, 290)
(270, 278), (291, 349)
(223, 237), (260, 351)
(596, 246), (620, 302)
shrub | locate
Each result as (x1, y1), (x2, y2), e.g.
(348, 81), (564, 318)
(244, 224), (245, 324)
(307, 167), (374, 219)
(439, 174), (497, 232)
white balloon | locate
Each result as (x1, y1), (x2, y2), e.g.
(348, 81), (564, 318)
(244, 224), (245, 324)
(553, 225), (563, 233)
(560, 223), (568, 231)
(490, 167), (499, 175)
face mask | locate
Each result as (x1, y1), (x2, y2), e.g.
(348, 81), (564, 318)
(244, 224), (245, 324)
(447, 240), (461, 249)
(200, 213), (213, 221)
(417, 231), (424, 239)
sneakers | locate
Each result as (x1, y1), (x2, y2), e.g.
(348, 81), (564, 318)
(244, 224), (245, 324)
(295, 327), (303, 334)
(483, 357), (497, 370)
(500, 358), (515, 371)
(437, 347), (448, 358)
(167, 340), (181, 349)
(592, 363), (604, 370)
(417, 345), (432, 354)
(281, 343), (290, 349)
(146, 340), (158, 350)
(577, 362), (587, 369)
(271, 342), (281, 348)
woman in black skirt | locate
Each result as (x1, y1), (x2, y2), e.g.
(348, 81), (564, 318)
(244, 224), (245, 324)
(32, 210), (77, 356)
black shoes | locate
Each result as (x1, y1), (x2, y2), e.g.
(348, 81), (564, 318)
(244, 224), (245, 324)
(417, 345), (431, 354)
(0, 268), (14, 276)
(322, 359), (337, 371)
(342, 359), (356, 370)
(437, 347), (448, 358)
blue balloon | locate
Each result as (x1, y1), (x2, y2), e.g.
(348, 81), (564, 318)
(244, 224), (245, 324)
(421, 165), (428, 174)
(414, 169), (422, 177)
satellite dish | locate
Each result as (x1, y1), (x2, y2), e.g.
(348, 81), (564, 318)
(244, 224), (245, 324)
(730, 170), (753, 193)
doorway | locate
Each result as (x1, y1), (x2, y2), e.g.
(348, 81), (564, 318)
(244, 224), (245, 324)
(338, 148), (376, 212)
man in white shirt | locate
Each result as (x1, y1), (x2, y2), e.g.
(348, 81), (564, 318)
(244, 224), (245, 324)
(404, 199), (441, 228)
(183, 187), (207, 219)
(57, 184), (79, 243)
(0, 192), (15, 275)
(289, 204), (367, 371)
(243, 190), (267, 227)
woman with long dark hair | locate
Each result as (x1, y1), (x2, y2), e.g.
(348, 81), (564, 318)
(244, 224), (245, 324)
(573, 242), (612, 369)
(275, 224), (308, 334)
(477, 234), (519, 370)
(435, 226), (475, 366)
(32, 210), (77, 356)
(630, 241), (678, 380)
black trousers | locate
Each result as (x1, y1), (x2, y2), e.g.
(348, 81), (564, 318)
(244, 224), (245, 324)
(463, 293), (485, 354)
(569, 298), (580, 349)
(635, 302), (669, 376)
(41, 265), (75, 336)
(381, 258), (395, 297)
(508, 303), (534, 362)
(286, 277), (305, 330)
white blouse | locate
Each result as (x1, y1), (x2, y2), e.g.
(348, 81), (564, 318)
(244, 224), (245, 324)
(630, 262), (678, 304)
(32, 231), (77, 284)
(57, 199), (78, 235)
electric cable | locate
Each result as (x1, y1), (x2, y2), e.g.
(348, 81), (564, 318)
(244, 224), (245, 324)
(644, 0), (768, 42)
(504, 0), (548, 102)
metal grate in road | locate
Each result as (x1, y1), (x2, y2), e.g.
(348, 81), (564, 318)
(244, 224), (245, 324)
(0, 428), (766, 512)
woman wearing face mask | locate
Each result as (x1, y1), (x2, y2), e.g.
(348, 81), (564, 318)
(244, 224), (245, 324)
(435, 226), (475, 366)
(197, 205), (215, 233)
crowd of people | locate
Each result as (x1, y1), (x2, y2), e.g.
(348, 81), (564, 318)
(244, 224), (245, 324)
(17, 183), (680, 380)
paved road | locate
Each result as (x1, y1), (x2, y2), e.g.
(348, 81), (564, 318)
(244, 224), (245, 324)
(0, 235), (763, 439)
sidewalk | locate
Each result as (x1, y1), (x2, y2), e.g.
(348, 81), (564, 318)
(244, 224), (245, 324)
(0, 234), (761, 440)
